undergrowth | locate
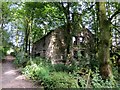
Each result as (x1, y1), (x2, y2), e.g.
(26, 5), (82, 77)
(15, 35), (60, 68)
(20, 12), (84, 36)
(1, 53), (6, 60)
(21, 57), (119, 89)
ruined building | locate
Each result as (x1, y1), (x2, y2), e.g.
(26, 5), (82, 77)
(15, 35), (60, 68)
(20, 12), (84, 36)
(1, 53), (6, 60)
(32, 26), (94, 64)
(32, 26), (67, 64)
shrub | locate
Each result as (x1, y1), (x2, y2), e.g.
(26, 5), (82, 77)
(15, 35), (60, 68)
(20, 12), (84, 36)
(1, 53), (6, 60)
(13, 51), (27, 67)
(22, 57), (119, 89)
(91, 68), (118, 88)
(77, 77), (86, 88)
(22, 57), (52, 80)
(53, 63), (68, 72)
(43, 72), (79, 88)
(22, 64), (50, 80)
(22, 57), (79, 88)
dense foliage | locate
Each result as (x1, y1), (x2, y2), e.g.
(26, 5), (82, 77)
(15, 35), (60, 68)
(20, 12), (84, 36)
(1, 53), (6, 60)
(22, 57), (119, 88)
(1, 1), (120, 89)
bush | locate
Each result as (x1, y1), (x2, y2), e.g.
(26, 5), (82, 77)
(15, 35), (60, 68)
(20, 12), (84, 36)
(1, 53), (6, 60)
(77, 77), (86, 88)
(43, 72), (78, 88)
(53, 63), (68, 72)
(22, 57), (79, 88)
(22, 57), (119, 89)
(22, 57), (52, 80)
(91, 68), (118, 88)
(13, 51), (27, 67)
(53, 62), (78, 73)
(22, 64), (50, 80)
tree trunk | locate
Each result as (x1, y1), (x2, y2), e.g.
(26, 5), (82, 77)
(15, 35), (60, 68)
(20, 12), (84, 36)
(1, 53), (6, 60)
(1, 4), (4, 60)
(98, 2), (112, 79)
(66, 2), (71, 55)
(25, 23), (28, 54)
(28, 20), (32, 57)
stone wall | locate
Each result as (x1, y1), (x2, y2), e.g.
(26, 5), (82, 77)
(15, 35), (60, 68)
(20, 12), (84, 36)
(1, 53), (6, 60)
(32, 27), (67, 64)
(32, 27), (95, 64)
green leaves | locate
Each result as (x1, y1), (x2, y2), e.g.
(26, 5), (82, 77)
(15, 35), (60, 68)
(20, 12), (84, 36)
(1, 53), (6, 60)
(22, 57), (78, 88)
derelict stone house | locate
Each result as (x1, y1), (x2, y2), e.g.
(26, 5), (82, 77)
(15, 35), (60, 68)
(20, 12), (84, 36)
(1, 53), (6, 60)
(72, 28), (95, 59)
(32, 26), (94, 64)
(32, 26), (67, 64)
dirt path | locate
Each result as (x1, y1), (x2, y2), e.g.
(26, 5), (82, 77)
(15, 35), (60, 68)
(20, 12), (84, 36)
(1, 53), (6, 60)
(2, 55), (40, 88)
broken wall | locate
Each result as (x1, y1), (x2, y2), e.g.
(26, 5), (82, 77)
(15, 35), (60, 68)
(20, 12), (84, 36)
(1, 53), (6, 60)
(32, 27), (67, 64)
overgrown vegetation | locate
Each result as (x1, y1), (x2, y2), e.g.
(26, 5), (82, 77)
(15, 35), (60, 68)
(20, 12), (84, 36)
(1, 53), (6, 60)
(22, 57), (78, 88)
(22, 57), (119, 89)
(1, 1), (120, 89)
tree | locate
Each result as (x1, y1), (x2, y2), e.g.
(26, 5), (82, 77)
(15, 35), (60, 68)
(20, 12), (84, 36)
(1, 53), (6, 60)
(1, 2), (12, 58)
(98, 2), (112, 79)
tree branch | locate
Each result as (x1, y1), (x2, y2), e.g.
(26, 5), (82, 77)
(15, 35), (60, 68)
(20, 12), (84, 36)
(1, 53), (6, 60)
(114, 27), (120, 34)
(86, 4), (95, 11)
(112, 24), (120, 28)
(109, 8), (120, 21)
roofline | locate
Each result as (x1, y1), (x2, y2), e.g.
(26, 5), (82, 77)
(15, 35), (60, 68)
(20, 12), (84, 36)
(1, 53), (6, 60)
(33, 25), (65, 44)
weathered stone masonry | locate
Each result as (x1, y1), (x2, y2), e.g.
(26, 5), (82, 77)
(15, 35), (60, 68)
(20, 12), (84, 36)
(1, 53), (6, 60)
(32, 26), (94, 64)
(32, 27), (67, 64)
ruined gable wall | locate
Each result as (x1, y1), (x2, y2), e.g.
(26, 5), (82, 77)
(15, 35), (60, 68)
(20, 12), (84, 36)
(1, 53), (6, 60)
(43, 28), (67, 64)
(32, 32), (52, 57)
(32, 27), (67, 64)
